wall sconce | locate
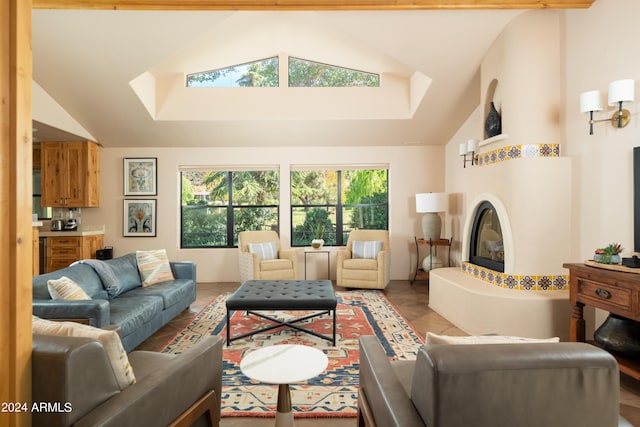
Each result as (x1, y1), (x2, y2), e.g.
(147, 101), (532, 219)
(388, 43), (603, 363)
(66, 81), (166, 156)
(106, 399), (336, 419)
(459, 139), (479, 168)
(580, 79), (635, 135)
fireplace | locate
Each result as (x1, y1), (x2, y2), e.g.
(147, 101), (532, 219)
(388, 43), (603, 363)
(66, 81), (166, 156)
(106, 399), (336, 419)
(429, 193), (571, 340)
(469, 201), (504, 273)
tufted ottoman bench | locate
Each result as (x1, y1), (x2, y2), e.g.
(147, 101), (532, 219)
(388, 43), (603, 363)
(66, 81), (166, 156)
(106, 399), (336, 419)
(225, 280), (337, 346)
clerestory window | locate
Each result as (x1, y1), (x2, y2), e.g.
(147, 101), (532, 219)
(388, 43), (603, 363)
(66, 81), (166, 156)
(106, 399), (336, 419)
(186, 55), (379, 88)
(186, 57), (279, 88)
(288, 57), (379, 87)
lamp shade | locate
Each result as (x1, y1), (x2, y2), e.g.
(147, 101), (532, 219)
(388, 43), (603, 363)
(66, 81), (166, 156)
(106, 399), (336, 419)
(416, 193), (449, 213)
(467, 139), (479, 152)
(580, 90), (603, 113)
(608, 79), (635, 106)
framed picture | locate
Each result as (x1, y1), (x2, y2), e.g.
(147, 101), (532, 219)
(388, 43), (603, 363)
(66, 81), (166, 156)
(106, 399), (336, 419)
(124, 199), (156, 237)
(124, 157), (157, 196)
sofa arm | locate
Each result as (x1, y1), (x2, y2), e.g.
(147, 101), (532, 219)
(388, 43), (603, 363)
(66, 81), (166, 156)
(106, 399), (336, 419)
(73, 336), (223, 427)
(413, 342), (620, 427)
(32, 334), (122, 427)
(171, 261), (196, 281)
(358, 336), (425, 427)
(33, 299), (111, 327)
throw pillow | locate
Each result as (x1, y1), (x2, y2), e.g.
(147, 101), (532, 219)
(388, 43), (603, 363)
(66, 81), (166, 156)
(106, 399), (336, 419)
(426, 332), (560, 345)
(47, 276), (91, 300)
(32, 316), (136, 390)
(352, 240), (383, 259)
(136, 249), (175, 287)
(248, 241), (278, 260)
(104, 253), (142, 295)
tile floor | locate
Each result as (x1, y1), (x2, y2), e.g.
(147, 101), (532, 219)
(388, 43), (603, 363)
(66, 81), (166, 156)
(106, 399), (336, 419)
(136, 280), (640, 427)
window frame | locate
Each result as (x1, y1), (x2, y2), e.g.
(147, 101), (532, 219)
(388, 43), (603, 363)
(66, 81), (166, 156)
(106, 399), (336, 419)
(290, 167), (389, 247)
(180, 168), (280, 249)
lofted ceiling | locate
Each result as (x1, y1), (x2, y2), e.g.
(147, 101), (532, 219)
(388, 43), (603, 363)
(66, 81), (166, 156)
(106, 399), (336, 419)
(31, 3), (589, 148)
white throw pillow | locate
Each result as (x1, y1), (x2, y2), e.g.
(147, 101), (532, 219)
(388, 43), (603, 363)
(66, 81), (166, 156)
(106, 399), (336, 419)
(352, 240), (383, 259)
(426, 332), (560, 345)
(248, 241), (278, 260)
(136, 249), (175, 287)
(47, 276), (91, 300)
(32, 316), (136, 390)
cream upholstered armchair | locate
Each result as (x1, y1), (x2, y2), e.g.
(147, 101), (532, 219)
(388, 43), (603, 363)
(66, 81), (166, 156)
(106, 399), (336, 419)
(336, 229), (390, 289)
(238, 230), (298, 283)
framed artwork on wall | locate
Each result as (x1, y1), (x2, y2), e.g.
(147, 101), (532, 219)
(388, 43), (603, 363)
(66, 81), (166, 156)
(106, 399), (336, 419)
(124, 157), (157, 196)
(124, 199), (156, 237)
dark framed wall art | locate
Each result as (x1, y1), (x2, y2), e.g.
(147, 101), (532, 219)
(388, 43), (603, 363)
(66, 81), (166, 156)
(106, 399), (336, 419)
(124, 199), (156, 237)
(124, 157), (157, 196)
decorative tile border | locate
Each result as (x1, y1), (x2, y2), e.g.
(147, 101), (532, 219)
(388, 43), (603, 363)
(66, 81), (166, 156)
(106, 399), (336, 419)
(476, 144), (560, 167)
(461, 262), (569, 291)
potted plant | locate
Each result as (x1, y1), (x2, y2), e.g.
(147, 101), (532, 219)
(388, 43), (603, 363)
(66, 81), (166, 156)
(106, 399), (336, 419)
(311, 222), (325, 249)
(594, 243), (623, 264)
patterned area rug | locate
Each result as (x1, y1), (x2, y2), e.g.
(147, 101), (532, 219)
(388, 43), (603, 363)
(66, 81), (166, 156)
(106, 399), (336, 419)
(160, 290), (424, 418)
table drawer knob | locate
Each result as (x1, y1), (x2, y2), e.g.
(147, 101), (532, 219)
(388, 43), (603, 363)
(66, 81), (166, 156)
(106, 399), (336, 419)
(595, 288), (611, 299)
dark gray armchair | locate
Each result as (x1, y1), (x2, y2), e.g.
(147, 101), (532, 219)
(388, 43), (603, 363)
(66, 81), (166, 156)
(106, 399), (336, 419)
(32, 334), (222, 427)
(358, 335), (631, 427)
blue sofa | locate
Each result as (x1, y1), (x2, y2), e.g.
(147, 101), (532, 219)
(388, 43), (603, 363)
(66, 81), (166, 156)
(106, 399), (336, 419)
(32, 253), (196, 351)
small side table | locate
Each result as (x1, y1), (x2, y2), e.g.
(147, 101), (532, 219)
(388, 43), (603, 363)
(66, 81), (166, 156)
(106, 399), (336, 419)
(411, 236), (451, 284)
(240, 344), (328, 427)
(304, 248), (330, 280)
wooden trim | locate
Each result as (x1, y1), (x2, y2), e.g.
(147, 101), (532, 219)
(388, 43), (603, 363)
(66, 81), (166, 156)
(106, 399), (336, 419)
(169, 389), (219, 427)
(357, 388), (377, 427)
(32, 0), (595, 11)
(1, 0), (33, 426)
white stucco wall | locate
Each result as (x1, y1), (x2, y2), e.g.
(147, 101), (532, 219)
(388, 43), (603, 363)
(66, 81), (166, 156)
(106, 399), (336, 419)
(81, 145), (444, 282)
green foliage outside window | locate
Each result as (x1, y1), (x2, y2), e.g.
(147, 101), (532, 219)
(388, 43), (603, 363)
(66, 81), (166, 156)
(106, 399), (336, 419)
(186, 56), (379, 88)
(181, 170), (279, 248)
(291, 169), (388, 246)
(288, 57), (379, 87)
(186, 57), (279, 88)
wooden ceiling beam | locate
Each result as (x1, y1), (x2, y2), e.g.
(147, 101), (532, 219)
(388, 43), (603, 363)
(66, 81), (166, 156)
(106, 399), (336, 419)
(33, 0), (596, 11)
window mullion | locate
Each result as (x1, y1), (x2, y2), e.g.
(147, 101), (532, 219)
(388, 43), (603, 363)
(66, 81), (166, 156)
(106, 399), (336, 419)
(227, 171), (234, 247)
(336, 170), (343, 246)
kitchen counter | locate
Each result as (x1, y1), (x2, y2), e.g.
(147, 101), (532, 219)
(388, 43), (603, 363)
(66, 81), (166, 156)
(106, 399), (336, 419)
(39, 224), (105, 237)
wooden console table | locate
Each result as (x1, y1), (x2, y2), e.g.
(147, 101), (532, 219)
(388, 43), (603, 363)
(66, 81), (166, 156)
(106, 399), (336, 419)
(564, 262), (640, 379)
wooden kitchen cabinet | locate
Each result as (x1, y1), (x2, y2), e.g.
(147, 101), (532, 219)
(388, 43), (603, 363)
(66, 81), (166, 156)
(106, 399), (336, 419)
(41, 141), (100, 207)
(46, 234), (104, 273)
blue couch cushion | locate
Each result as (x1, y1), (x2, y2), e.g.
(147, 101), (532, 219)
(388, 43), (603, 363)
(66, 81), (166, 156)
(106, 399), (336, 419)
(109, 295), (163, 337)
(122, 279), (196, 309)
(104, 254), (142, 296)
(32, 264), (108, 300)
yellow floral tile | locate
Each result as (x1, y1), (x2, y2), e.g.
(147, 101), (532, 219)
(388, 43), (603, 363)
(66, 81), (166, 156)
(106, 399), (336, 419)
(475, 144), (560, 167)
(461, 262), (569, 291)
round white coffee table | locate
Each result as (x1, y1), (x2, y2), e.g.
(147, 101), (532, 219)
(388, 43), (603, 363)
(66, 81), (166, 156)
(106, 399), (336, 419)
(240, 344), (328, 427)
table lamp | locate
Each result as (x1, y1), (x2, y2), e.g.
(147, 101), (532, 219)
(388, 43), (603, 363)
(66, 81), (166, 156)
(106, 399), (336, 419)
(415, 192), (449, 241)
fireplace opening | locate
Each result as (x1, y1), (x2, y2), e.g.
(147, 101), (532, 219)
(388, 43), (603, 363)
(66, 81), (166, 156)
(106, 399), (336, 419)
(469, 201), (505, 273)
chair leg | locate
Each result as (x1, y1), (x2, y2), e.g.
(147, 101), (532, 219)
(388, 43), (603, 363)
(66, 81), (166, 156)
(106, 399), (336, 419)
(169, 389), (219, 427)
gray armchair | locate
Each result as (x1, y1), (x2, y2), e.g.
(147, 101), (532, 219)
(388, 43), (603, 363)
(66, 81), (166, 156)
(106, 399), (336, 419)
(32, 334), (222, 427)
(358, 335), (631, 427)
